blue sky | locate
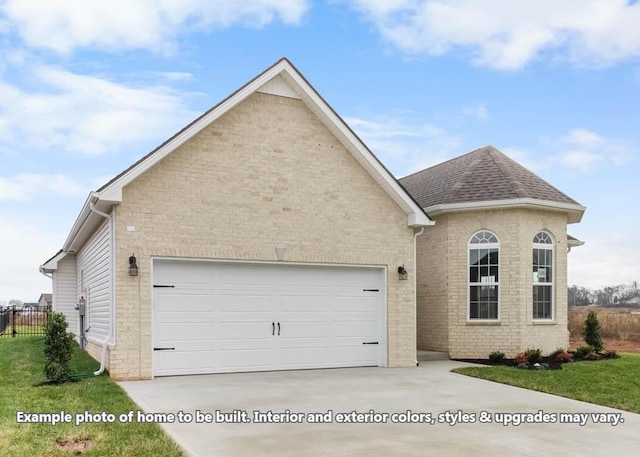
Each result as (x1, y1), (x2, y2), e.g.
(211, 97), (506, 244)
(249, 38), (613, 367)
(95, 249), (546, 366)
(1, 1), (639, 302)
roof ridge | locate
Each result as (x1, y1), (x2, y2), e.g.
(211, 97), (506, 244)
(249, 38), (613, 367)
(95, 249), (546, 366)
(444, 153), (484, 201)
(398, 145), (491, 180)
(487, 148), (528, 198)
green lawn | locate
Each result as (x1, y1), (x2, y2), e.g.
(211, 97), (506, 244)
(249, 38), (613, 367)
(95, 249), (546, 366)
(453, 354), (640, 413)
(0, 336), (184, 456)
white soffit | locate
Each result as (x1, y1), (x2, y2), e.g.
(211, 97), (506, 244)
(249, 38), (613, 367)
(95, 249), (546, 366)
(257, 75), (301, 99)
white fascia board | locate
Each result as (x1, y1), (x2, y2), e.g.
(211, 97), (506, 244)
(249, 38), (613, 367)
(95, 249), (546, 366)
(40, 251), (69, 273)
(62, 194), (94, 252)
(424, 198), (586, 223)
(567, 238), (585, 247)
(62, 192), (118, 253)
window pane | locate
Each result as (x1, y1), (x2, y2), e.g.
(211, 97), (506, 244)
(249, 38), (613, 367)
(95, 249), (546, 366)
(470, 249), (479, 266)
(533, 285), (552, 319)
(488, 285), (498, 302)
(470, 286), (479, 302)
(489, 301), (498, 319)
(480, 266), (489, 281)
(479, 302), (488, 319)
(469, 301), (479, 319)
(470, 266), (479, 283)
(490, 266), (498, 282)
(489, 249), (498, 265)
(479, 249), (489, 265)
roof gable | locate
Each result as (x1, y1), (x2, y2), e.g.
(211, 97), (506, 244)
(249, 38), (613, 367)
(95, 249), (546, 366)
(399, 146), (585, 223)
(96, 58), (430, 228)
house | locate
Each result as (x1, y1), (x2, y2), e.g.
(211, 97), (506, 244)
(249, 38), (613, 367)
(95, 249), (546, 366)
(40, 58), (584, 380)
(38, 293), (53, 308)
(400, 147), (584, 358)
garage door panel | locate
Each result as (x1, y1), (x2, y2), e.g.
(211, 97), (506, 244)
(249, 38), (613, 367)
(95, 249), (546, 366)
(333, 322), (378, 337)
(157, 322), (214, 341)
(218, 322), (275, 339)
(332, 346), (378, 364)
(153, 260), (384, 376)
(279, 347), (330, 366)
(278, 321), (330, 338)
(217, 347), (279, 370)
(155, 293), (213, 312)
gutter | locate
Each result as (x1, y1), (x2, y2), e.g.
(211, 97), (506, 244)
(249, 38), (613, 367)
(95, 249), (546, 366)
(413, 226), (425, 366)
(88, 198), (115, 376)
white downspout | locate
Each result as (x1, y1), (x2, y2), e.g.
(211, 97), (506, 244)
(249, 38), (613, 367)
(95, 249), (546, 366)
(89, 199), (114, 376)
(414, 226), (425, 366)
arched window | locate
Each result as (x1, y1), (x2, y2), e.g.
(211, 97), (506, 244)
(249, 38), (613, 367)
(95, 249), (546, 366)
(533, 231), (554, 320)
(468, 231), (499, 320)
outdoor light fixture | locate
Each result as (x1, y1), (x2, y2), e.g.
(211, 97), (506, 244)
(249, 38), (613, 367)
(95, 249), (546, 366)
(398, 265), (408, 280)
(129, 254), (139, 276)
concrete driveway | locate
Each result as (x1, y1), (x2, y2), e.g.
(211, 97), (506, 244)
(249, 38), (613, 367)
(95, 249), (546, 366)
(119, 361), (640, 457)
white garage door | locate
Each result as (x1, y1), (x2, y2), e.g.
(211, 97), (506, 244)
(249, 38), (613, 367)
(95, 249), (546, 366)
(152, 260), (385, 376)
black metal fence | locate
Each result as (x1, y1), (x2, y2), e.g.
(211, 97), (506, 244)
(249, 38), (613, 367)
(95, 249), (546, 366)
(0, 305), (50, 338)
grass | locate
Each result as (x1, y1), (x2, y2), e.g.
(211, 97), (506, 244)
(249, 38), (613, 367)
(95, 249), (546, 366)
(0, 336), (184, 456)
(453, 353), (640, 413)
(569, 306), (640, 340)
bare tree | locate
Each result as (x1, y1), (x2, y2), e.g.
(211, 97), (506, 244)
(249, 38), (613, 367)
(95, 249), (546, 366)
(8, 299), (23, 309)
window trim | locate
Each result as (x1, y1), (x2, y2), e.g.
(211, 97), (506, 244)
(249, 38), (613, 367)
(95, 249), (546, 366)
(532, 231), (555, 321)
(467, 230), (500, 322)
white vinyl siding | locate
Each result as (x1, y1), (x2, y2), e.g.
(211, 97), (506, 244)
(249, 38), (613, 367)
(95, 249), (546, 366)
(53, 255), (78, 335)
(76, 218), (112, 342)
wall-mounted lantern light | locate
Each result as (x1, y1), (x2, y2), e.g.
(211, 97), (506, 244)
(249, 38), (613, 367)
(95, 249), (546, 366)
(129, 254), (139, 276)
(397, 265), (408, 280)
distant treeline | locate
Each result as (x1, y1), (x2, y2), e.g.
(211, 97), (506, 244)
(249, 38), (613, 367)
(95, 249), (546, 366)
(568, 281), (640, 307)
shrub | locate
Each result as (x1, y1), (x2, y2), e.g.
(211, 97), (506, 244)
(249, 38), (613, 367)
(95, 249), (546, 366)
(583, 311), (604, 352)
(514, 353), (529, 365)
(574, 345), (594, 359)
(44, 311), (75, 383)
(602, 350), (619, 360)
(584, 351), (601, 361)
(489, 351), (506, 363)
(524, 348), (543, 364)
(550, 349), (574, 363)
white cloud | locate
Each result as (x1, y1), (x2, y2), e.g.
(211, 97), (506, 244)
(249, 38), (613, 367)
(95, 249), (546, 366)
(562, 128), (604, 148)
(569, 234), (640, 289)
(0, 0), (309, 54)
(462, 103), (488, 120)
(346, 113), (461, 176)
(0, 173), (86, 201)
(347, 0), (640, 70)
(557, 128), (636, 172)
(0, 219), (62, 302)
(0, 64), (198, 155)
(501, 147), (547, 173)
(558, 150), (605, 174)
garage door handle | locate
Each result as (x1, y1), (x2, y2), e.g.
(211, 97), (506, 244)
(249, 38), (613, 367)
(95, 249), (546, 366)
(154, 347), (175, 351)
(272, 322), (275, 336)
(277, 322), (281, 336)
(362, 342), (379, 345)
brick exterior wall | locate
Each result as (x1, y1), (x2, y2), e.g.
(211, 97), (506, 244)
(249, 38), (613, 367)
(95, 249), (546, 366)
(417, 208), (570, 358)
(108, 92), (417, 380)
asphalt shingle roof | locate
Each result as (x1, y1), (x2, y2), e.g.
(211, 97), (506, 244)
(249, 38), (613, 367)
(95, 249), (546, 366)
(399, 146), (581, 209)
